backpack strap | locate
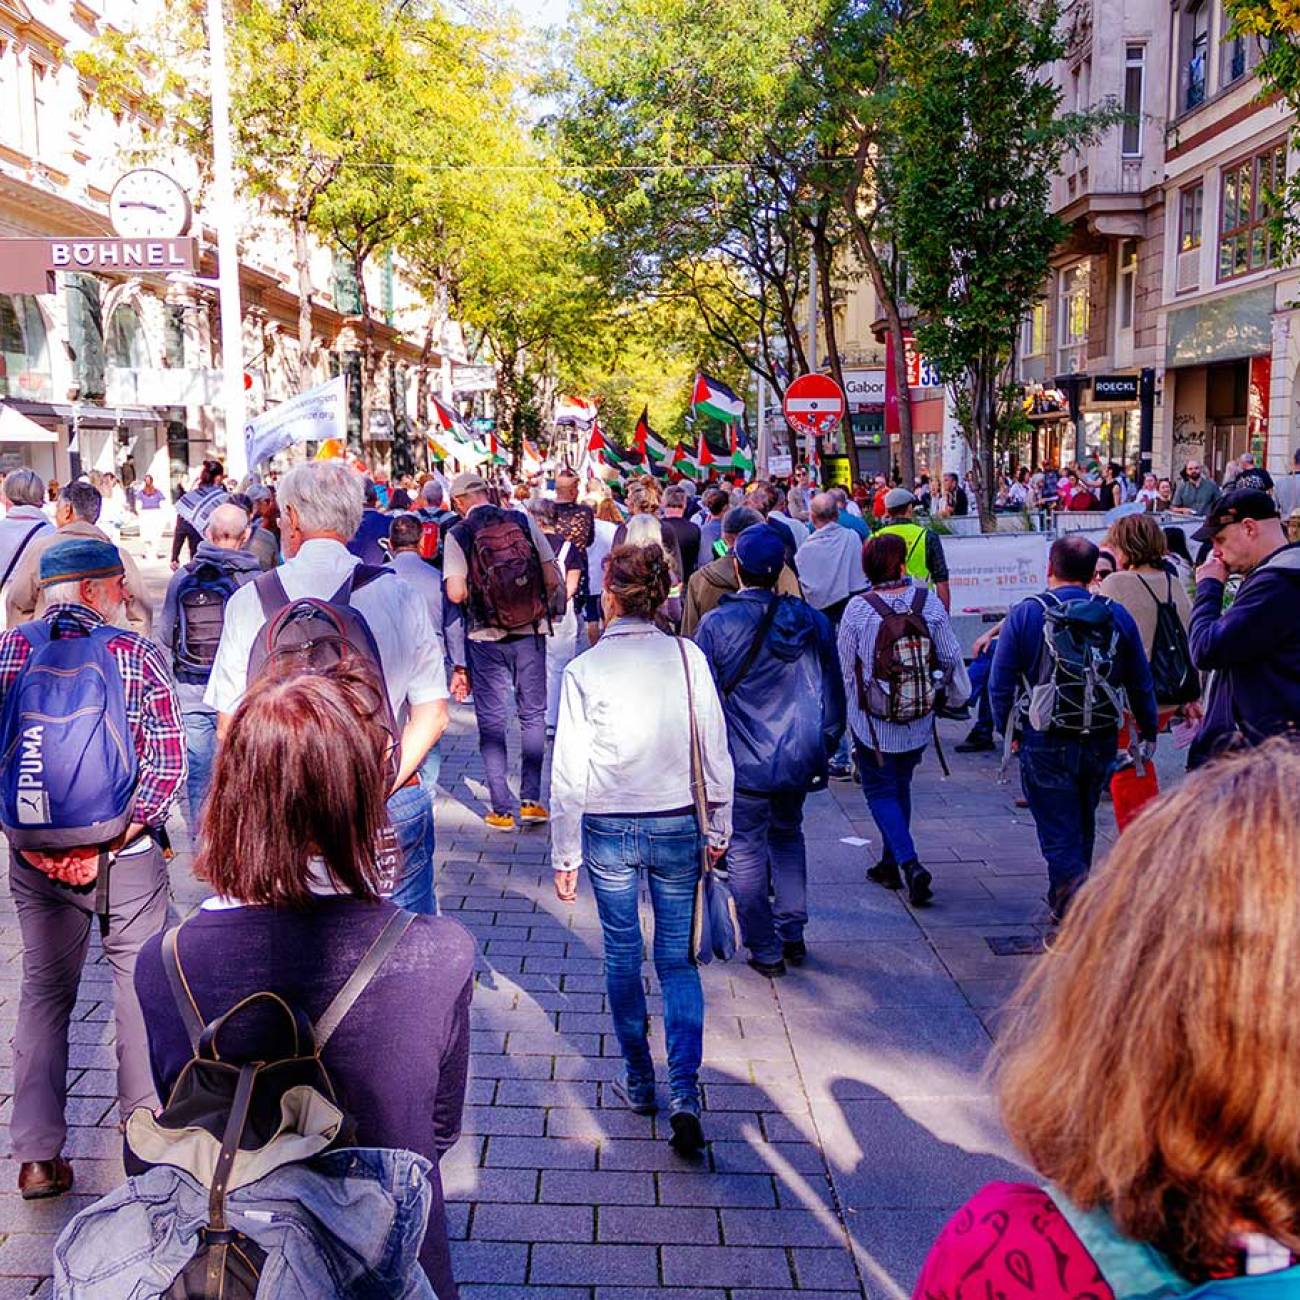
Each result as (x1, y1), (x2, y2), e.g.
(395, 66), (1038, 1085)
(254, 568), (292, 621)
(334, 564), (390, 605)
(863, 592), (893, 621)
(0, 521), (46, 590)
(314, 909), (416, 1050)
(161, 925), (204, 1053)
(910, 587), (928, 617)
(1049, 1191), (1193, 1298)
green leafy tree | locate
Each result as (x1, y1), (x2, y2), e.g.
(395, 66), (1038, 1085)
(887, 0), (1116, 516)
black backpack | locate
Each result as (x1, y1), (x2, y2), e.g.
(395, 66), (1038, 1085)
(174, 561), (242, 684)
(123, 911), (415, 1299)
(1135, 572), (1200, 706)
(1022, 593), (1124, 736)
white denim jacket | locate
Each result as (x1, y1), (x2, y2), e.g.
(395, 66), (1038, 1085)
(549, 618), (734, 872)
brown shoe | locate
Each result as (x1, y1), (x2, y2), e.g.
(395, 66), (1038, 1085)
(19, 1157), (73, 1200)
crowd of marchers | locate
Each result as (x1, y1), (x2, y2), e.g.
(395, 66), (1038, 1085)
(0, 449), (1297, 1298)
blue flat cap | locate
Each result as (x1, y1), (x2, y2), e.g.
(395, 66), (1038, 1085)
(39, 538), (124, 588)
(734, 523), (786, 579)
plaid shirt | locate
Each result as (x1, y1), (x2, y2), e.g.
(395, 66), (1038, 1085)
(0, 603), (186, 828)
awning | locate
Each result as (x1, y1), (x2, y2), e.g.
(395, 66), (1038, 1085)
(0, 402), (58, 444)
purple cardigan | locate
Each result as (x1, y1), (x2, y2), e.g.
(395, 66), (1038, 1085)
(134, 896), (474, 1300)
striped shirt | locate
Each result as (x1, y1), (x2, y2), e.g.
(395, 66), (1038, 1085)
(837, 580), (963, 754)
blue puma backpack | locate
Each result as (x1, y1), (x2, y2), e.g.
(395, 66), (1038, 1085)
(0, 621), (138, 852)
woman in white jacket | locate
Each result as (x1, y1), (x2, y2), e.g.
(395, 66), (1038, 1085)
(550, 543), (733, 1154)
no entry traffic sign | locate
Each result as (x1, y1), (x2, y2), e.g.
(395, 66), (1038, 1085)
(783, 373), (846, 437)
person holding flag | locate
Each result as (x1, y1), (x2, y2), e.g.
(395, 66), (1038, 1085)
(634, 407), (671, 476)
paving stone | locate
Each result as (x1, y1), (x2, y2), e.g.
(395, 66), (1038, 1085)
(485, 1135), (597, 1170)
(660, 1244), (792, 1288)
(598, 1204), (719, 1245)
(530, 1243), (658, 1287)
(472, 1201), (594, 1243)
(447, 1240), (529, 1285)
(657, 1171), (776, 1207)
(540, 1170), (655, 1205)
(720, 1207), (844, 1247)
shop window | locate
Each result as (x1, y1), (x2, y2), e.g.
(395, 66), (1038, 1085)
(1179, 0), (1209, 112)
(0, 294), (52, 401)
(1179, 183), (1204, 250)
(1117, 240), (1138, 333)
(1058, 263), (1090, 374)
(65, 273), (106, 401)
(106, 304), (150, 370)
(1218, 142), (1287, 281)
(1122, 46), (1144, 156)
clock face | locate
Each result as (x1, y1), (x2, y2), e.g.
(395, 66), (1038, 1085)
(109, 169), (192, 239)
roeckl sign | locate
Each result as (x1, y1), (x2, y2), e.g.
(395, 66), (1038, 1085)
(0, 237), (198, 293)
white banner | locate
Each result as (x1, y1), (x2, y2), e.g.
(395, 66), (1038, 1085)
(945, 532), (1049, 613)
(244, 376), (346, 469)
(768, 452), (792, 477)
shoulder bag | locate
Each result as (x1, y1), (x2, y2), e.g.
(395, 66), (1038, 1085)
(676, 638), (739, 966)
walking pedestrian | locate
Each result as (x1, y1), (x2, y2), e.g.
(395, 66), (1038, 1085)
(205, 461), (449, 913)
(131, 474), (168, 559)
(584, 496), (622, 645)
(795, 492), (867, 780)
(697, 488), (729, 560)
(1, 538), (185, 1199)
(660, 483), (703, 575)
(527, 497), (585, 734)
(0, 469), (54, 601)
(385, 511), (463, 800)
(1170, 458), (1221, 517)
(157, 502), (262, 822)
(552, 468), (595, 627)
(347, 480), (393, 565)
(414, 479), (458, 569)
(1187, 488), (1300, 767)
(839, 533), (966, 906)
(681, 506), (801, 636)
(6, 481), (153, 635)
(443, 471), (561, 831)
(695, 525), (844, 976)
(874, 488), (952, 610)
(170, 459), (228, 568)
(134, 666), (473, 1300)
(915, 742), (1300, 1298)
(550, 543), (732, 1152)
(1274, 446), (1300, 517)
(990, 535), (1158, 920)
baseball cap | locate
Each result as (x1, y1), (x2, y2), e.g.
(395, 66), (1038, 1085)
(449, 472), (489, 499)
(733, 524), (786, 579)
(1191, 488), (1279, 542)
(884, 488), (916, 510)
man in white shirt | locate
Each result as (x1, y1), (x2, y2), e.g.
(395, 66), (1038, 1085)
(1271, 448), (1300, 518)
(206, 461), (449, 913)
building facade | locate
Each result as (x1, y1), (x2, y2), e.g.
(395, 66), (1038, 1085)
(0, 0), (471, 495)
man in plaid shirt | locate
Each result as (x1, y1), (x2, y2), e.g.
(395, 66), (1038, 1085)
(1, 538), (185, 1201)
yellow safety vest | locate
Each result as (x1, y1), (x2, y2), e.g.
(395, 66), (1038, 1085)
(876, 522), (930, 581)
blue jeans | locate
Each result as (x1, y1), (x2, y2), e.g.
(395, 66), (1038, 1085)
(419, 743), (442, 807)
(466, 634), (546, 814)
(387, 781), (437, 915)
(727, 791), (807, 963)
(184, 711), (218, 825)
(1019, 733), (1116, 916)
(583, 813), (704, 1107)
(855, 743), (925, 865)
(967, 644), (995, 741)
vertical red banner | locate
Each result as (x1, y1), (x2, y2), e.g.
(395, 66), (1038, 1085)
(1248, 353), (1271, 457)
(884, 330), (899, 436)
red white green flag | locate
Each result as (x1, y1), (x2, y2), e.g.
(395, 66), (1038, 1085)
(691, 372), (745, 424)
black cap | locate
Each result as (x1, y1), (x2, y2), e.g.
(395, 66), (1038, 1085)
(1191, 488), (1280, 542)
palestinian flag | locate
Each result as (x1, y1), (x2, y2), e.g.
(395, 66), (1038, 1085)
(672, 440), (702, 481)
(488, 433), (508, 466)
(691, 372), (745, 424)
(730, 425), (754, 477)
(634, 407), (671, 467)
(431, 394), (474, 443)
(696, 431), (716, 473)
(585, 422), (630, 480)
(555, 395), (598, 430)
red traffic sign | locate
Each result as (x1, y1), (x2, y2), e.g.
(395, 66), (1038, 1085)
(783, 373), (846, 437)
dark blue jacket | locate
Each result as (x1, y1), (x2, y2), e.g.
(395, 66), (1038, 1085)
(694, 589), (846, 795)
(989, 586), (1159, 742)
(347, 509), (392, 566)
(1188, 543), (1300, 765)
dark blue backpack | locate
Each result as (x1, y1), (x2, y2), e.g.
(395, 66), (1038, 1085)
(174, 560), (241, 684)
(0, 621), (138, 854)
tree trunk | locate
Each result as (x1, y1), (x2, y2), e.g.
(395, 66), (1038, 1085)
(846, 219), (916, 489)
(353, 246), (377, 468)
(292, 213), (315, 393)
(814, 233), (860, 483)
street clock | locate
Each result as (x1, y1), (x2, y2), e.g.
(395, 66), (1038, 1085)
(109, 169), (193, 239)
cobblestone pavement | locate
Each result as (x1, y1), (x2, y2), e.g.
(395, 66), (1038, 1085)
(0, 549), (1187, 1298)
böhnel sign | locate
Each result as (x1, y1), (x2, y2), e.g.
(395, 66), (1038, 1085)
(49, 239), (197, 271)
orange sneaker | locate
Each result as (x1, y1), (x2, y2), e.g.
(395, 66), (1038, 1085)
(519, 803), (549, 826)
(484, 812), (516, 832)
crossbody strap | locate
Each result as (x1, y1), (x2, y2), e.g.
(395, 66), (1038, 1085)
(675, 638), (709, 844)
(722, 594), (779, 697)
(314, 909), (416, 1050)
(0, 521), (45, 590)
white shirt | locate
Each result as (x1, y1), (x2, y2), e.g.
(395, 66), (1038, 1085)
(586, 518), (618, 592)
(770, 511), (807, 551)
(205, 537), (448, 719)
(549, 618), (734, 872)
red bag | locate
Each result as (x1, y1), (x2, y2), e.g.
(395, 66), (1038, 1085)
(1111, 760), (1159, 832)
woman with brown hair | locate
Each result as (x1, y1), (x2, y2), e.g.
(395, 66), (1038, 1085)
(550, 543), (733, 1153)
(133, 667), (475, 1300)
(913, 740), (1300, 1297)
